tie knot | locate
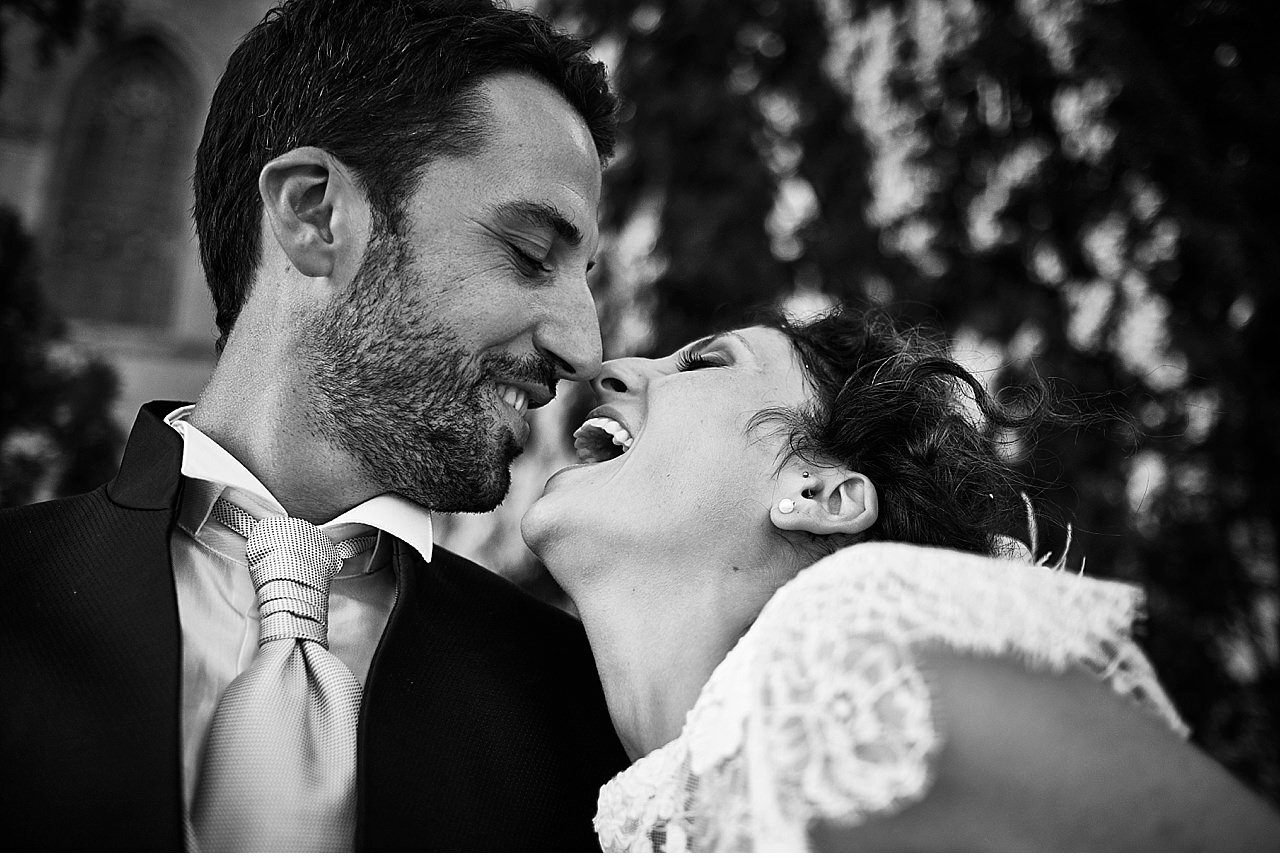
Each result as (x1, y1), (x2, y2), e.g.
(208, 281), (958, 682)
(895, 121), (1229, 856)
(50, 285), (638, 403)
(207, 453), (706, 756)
(246, 516), (343, 590)
(246, 516), (340, 647)
(210, 497), (374, 648)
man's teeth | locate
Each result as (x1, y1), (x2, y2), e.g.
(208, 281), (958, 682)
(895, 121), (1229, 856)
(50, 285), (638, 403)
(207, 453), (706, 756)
(572, 416), (634, 463)
(497, 384), (528, 412)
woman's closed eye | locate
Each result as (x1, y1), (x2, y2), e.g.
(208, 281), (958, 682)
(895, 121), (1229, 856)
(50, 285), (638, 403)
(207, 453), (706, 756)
(676, 349), (727, 371)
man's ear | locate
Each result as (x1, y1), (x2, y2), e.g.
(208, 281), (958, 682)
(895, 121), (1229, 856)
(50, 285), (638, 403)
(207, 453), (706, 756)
(258, 147), (367, 279)
(769, 461), (878, 536)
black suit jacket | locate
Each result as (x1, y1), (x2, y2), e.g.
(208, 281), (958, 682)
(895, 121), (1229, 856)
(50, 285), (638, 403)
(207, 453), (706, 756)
(0, 402), (627, 850)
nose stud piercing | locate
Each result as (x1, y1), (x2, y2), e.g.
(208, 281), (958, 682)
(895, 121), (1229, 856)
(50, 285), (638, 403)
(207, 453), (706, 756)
(777, 498), (796, 514)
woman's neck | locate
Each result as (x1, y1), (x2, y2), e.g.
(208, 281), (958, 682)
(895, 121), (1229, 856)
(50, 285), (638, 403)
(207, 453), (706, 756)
(566, 559), (776, 762)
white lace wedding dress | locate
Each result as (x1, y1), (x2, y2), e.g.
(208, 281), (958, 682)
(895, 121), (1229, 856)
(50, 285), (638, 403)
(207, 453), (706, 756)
(594, 542), (1189, 852)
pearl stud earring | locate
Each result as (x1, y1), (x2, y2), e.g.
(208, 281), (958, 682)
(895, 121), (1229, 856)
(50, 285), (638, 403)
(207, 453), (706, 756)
(777, 498), (796, 514)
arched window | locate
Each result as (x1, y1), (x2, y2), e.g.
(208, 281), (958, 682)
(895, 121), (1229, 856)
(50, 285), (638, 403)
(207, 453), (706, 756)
(44, 37), (197, 328)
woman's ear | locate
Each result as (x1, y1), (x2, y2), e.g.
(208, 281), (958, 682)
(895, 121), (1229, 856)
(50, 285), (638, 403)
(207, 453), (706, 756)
(258, 146), (367, 279)
(770, 462), (879, 536)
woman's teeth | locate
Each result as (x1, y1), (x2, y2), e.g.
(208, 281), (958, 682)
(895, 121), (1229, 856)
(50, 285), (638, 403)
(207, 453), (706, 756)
(497, 384), (528, 412)
(572, 416), (633, 463)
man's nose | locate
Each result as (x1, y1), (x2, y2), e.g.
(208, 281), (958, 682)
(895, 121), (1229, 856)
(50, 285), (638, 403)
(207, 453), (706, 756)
(534, 277), (602, 382)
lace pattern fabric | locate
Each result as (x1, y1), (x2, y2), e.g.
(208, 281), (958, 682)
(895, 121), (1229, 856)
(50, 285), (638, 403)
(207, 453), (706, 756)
(595, 542), (1188, 852)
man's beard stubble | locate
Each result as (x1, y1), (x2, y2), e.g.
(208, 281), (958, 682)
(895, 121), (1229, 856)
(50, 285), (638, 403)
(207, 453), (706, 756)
(300, 229), (551, 513)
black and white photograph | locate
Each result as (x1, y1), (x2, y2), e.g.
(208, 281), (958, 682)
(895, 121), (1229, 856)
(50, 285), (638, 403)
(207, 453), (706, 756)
(2, 0), (1279, 850)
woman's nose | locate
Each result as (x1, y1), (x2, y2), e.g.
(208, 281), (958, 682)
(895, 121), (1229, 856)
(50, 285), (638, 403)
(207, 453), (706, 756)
(592, 356), (653, 398)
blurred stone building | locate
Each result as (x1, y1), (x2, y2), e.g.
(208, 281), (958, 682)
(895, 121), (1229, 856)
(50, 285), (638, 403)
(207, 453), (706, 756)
(0, 0), (275, 428)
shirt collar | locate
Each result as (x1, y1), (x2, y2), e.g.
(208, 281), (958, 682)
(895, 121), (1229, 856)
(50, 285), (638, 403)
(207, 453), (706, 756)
(164, 404), (434, 563)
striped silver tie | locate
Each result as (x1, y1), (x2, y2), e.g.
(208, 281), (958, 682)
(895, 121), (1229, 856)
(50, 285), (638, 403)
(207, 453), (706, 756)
(189, 497), (376, 851)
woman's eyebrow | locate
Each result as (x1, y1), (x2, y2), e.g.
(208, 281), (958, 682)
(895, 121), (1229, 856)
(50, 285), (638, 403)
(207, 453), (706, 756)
(689, 331), (754, 354)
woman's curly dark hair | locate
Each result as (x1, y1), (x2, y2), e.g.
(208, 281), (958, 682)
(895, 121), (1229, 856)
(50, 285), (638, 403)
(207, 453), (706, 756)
(755, 305), (1050, 558)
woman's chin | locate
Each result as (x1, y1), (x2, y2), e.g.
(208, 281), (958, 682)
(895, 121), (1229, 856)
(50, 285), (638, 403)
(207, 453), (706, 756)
(522, 498), (605, 598)
(518, 496), (552, 560)
(521, 493), (574, 563)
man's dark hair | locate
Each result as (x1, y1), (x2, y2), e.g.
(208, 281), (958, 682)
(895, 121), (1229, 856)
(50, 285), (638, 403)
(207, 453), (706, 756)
(757, 306), (1054, 559)
(194, 0), (617, 353)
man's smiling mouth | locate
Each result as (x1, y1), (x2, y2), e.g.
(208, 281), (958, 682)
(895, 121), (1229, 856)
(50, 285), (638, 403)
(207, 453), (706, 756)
(572, 416), (633, 463)
(495, 383), (529, 414)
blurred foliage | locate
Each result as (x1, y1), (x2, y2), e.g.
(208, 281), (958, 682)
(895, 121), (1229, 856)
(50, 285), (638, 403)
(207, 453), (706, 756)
(1, 0), (123, 506)
(0, 207), (122, 506)
(545, 0), (1280, 800)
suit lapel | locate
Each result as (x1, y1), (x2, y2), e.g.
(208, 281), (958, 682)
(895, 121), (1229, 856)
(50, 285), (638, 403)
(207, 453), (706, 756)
(11, 402), (190, 847)
(354, 540), (621, 851)
(101, 403), (188, 844)
(107, 401), (187, 510)
(354, 537), (416, 847)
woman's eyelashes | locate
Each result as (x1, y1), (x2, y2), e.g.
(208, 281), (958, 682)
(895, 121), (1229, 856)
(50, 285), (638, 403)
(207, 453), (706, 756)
(675, 349), (727, 371)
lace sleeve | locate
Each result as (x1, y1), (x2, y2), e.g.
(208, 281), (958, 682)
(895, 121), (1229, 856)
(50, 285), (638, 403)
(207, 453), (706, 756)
(676, 558), (947, 850)
(745, 627), (942, 844)
(595, 542), (1188, 852)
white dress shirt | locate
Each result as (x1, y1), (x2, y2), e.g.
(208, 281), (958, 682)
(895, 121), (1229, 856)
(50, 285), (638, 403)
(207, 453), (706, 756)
(162, 405), (435, 817)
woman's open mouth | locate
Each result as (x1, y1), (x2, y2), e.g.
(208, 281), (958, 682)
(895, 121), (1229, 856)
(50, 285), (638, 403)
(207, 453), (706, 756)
(572, 416), (633, 463)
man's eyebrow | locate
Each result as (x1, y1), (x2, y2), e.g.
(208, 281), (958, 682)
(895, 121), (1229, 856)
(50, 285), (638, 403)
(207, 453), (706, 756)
(492, 200), (583, 246)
